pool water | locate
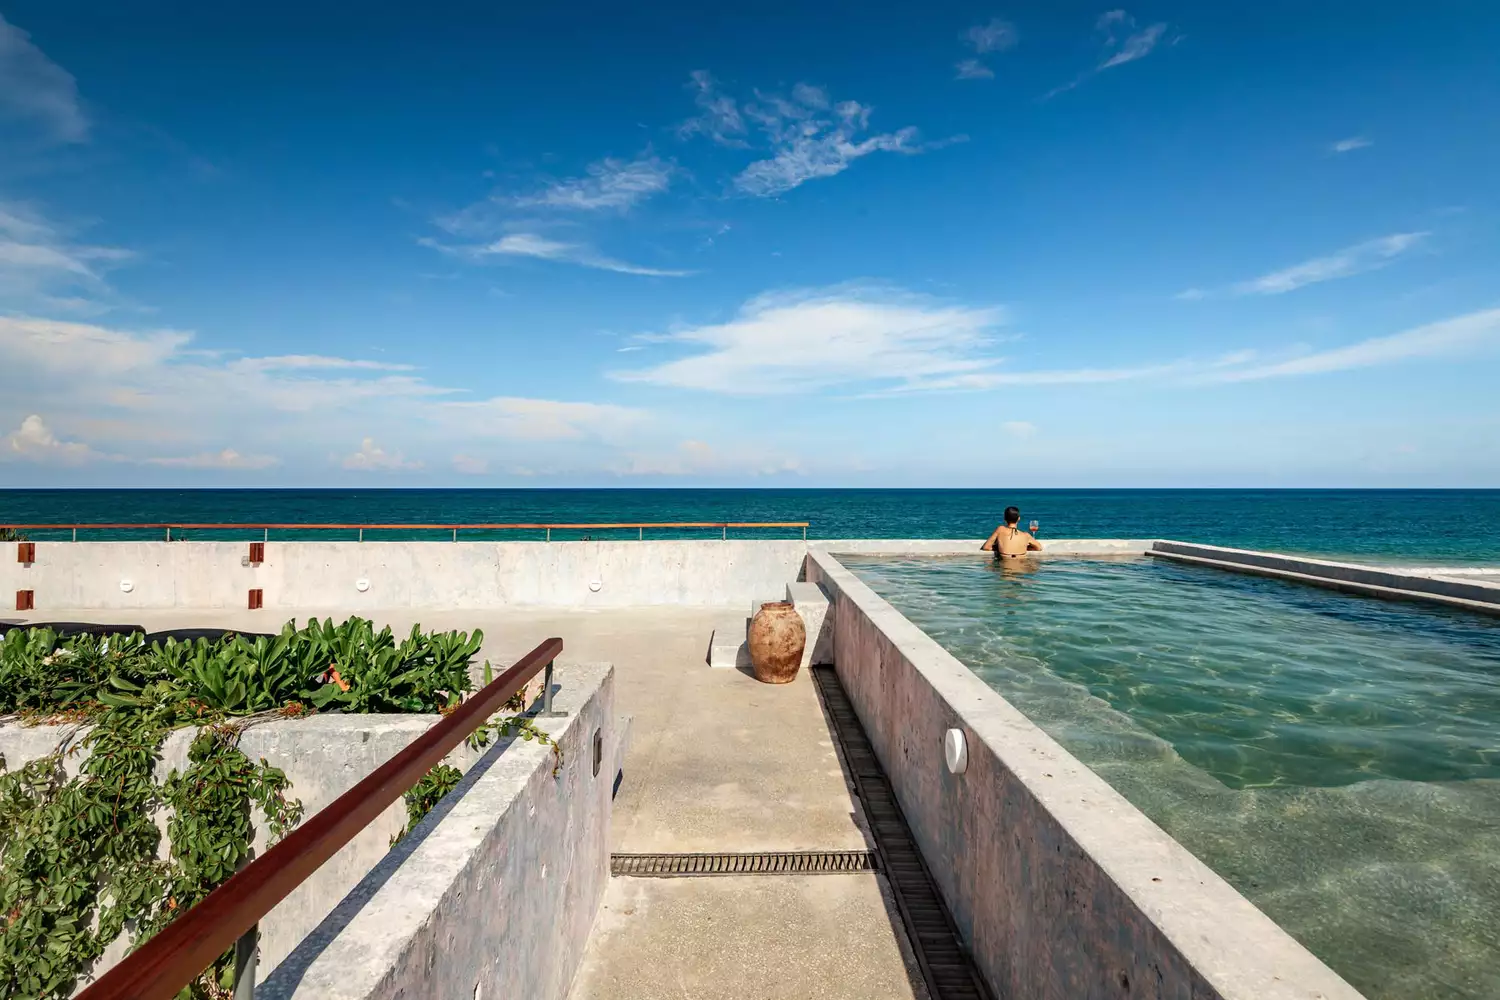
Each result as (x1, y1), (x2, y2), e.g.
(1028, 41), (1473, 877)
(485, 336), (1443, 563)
(841, 555), (1500, 1000)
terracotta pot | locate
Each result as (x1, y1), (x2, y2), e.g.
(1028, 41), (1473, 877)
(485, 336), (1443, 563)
(748, 601), (806, 684)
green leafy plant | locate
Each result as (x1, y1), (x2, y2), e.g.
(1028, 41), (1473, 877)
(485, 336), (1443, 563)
(303, 619), (480, 713)
(0, 699), (303, 999)
(391, 764), (463, 846)
(0, 615), (520, 998)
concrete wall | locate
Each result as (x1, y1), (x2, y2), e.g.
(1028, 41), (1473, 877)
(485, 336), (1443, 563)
(2, 540), (809, 610)
(1, 539), (1163, 614)
(259, 662), (616, 1000)
(0, 661), (602, 983)
(1150, 540), (1500, 614)
(803, 549), (1364, 1000)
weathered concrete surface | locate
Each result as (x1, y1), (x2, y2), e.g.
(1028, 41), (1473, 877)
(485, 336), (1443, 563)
(1151, 540), (1500, 615)
(804, 549), (1365, 1000)
(0, 539), (1162, 615)
(568, 875), (926, 1000)
(260, 663), (615, 1000)
(0, 540), (810, 610)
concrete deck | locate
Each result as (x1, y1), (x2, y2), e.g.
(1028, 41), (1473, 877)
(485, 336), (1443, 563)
(7, 604), (927, 1000)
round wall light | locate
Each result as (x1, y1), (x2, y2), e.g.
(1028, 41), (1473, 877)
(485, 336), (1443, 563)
(943, 728), (968, 775)
(355, 578), (370, 593)
(119, 579), (135, 593)
(588, 580), (602, 592)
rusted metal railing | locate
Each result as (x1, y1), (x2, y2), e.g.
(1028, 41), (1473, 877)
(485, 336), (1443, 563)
(75, 637), (565, 1000)
(0, 521), (811, 541)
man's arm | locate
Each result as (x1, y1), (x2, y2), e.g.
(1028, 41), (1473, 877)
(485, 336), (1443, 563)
(981, 527), (999, 552)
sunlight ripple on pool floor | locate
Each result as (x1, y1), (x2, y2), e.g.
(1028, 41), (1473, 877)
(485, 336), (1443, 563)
(842, 555), (1500, 1000)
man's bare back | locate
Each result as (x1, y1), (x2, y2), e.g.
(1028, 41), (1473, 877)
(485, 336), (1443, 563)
(981, 507), (1042, 559)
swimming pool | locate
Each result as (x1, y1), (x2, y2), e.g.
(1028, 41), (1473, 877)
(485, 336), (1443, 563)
(840, 554), (1500, 1000)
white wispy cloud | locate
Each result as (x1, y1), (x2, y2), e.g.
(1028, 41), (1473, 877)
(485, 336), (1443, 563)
(1097, 13), (1167, 69)
(1331, 136), (1373, 154)
(956, 17), (1017, 80)
(677, 70), (748, 146)
(681, 74), (924, 197)
(0, 315), (649, 475)
(613, 284), (1006, 393)
(1045, 10), (1171, 98)
(422, 232), (692, 277)
(232, 355), (417, 373)
(144, 448), (279, 470)
(955, 59), (995, 80)
(1204, 308), (1500, 382)
(1232, 232), (1428, 295)
(0, 14), (88, 142)
(513, 153), (674, 212)
(1176, 233), (1429, 300)
(967, 18), (1018, 53)
(341, 437), (422, 472)
(0, 200), (133, 311)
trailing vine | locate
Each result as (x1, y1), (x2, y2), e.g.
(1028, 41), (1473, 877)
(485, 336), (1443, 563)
(393, 663), (564, 844)
(0, 616), (504, 999)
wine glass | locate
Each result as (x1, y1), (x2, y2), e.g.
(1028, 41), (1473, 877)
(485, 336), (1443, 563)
(1029, 519), (1040, 536)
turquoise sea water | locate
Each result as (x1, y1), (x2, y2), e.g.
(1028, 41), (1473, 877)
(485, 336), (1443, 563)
(844, 554), (1500, 1000)
(2, 489), (1499, 565)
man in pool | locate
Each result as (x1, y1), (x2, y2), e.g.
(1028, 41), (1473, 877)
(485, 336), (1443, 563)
(982, 506), (1042, 559)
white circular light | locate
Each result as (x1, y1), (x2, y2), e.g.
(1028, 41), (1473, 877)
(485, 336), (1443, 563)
(944, 728), (968, 775)
(588, 580), (602, 592)
(119, 579), (134, 593)
(355, 578), (370, 593)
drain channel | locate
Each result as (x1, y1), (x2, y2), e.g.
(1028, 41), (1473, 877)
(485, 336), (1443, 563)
(611, 850), (879, 877)
(813, 665), (996, 1000)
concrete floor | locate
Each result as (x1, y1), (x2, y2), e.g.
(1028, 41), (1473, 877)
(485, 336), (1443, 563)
(8, 605), (927, 1000)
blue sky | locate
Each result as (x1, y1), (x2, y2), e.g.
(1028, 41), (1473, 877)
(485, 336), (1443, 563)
(1, 1), (1497, 487)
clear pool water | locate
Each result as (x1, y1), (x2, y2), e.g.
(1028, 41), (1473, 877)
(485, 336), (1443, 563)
(841, 555), (1500, 1000)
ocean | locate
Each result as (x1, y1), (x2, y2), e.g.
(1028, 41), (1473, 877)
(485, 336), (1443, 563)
(2, 488), (1497, 565)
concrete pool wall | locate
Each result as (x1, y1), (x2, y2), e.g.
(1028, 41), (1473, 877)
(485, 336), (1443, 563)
(805, 548), (1365, 1000)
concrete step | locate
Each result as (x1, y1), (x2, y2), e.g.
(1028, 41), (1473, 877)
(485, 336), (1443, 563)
(707, 618), (751, 670)
(785, 581), (834, 669)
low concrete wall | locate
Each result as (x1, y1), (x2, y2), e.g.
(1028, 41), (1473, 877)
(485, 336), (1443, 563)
(2, 540), (809, 610)
(1, 539), (1158, 614)
(1150, 540), (1500, 615)
(260, 662), (616, 1000)
(804, 549), (1363, 1000)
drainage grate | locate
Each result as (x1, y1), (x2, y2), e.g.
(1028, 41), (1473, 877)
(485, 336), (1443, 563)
(611, 850), (879, 877)
(813, 665), (996, 1000)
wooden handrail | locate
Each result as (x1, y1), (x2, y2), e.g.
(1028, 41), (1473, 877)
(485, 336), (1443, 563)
(76, 637), (565, 1000)
(0, 521), (809, 530)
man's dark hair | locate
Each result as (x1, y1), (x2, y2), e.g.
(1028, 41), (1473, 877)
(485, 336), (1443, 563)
(1004, 506), (1020, 525)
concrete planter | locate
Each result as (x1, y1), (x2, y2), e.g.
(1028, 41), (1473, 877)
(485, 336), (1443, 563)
(747, 601), (805, 684)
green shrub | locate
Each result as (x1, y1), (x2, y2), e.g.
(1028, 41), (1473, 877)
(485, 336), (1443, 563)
(0, 615), (506, 999)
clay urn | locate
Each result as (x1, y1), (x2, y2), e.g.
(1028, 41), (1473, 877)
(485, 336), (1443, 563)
(748, 601), (806, 684)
